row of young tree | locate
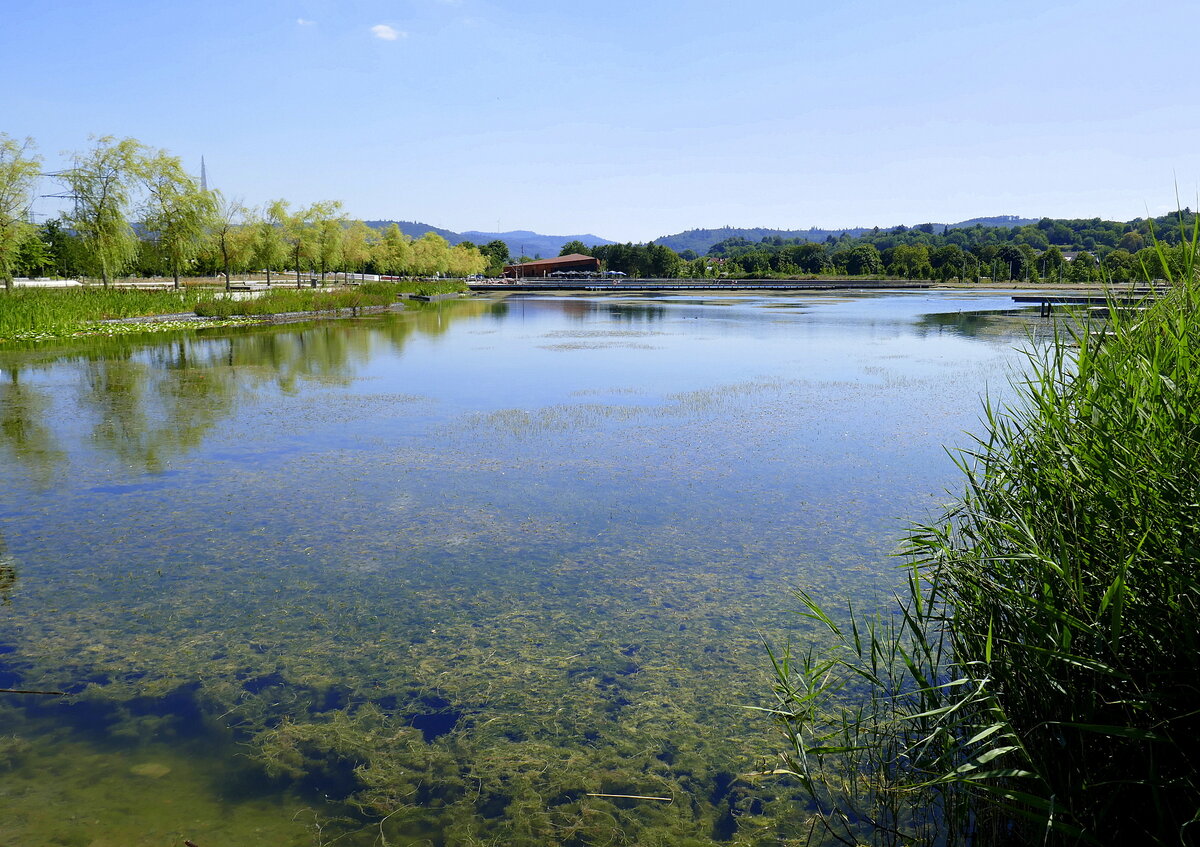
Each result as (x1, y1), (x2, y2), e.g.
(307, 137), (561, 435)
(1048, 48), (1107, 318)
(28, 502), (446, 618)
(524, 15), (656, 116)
(0, 134), (488, 290)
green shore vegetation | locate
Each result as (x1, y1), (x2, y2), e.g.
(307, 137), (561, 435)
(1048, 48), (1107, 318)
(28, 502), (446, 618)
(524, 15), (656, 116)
(0, 281), (467, 342)
(766, 217), (1200, 845)
(191, 280), (466, 318)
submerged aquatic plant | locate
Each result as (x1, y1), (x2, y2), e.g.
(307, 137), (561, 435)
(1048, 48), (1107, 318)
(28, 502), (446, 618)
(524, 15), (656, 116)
(768, 212), (1200, 846)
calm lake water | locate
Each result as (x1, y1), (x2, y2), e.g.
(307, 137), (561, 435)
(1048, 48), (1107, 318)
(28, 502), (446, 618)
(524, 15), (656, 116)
(0, 291), (1039, 846)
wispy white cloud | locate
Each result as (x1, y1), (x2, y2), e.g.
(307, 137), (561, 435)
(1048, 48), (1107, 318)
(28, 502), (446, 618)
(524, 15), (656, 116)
(371, 24), (406, 41)
(297, 18), (315, 26)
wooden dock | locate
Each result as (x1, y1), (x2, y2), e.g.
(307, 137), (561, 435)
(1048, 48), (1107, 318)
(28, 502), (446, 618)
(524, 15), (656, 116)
(1012, 292), (1162, 317)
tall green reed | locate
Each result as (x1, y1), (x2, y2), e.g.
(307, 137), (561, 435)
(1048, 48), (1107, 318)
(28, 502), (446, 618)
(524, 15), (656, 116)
(766, 213), (1200, 846)
(0, 287), (203, 336)
(192, 280), (464, 317)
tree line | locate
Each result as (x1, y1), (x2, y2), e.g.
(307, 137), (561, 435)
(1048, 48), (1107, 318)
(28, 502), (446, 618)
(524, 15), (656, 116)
(0, 134), (489, 290)
(703, 212), (1199, 282)
(563, 215), (1199, 283)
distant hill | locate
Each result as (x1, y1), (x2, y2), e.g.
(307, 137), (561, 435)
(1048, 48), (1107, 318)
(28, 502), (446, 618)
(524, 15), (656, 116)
(655, 217), (1039, 255)
(363, 221), (613, 259)
(457, 230), (614, 259)
(655, 226), (871, 255)
(947, 215), (1038, 230)
(363, 220), (460, 242)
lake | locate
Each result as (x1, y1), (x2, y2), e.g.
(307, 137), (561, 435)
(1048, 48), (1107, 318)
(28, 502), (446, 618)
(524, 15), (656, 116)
(0, 290), (1039, 846)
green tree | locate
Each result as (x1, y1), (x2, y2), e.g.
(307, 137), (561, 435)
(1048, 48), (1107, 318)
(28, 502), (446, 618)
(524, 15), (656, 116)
(341, 219), (378, 280)
(480, 240), (510, 276)
(1040, 245), (1065, 281)
(844, 244), (883, 276)
(1135, 246), (1169, 281)
(559, 239), (590, 256)
(0, 134), (42, 291)
(447, 243), (487, 277)
(282, 203), (317, 288)
(1103, 248), (1137, 283)
(1067, 250), (1099, 282)
(645, 243), (682, 277)
(782, 242), (829, 274)
(888, 244), (932, 279)
(410, 232), (451, 277)
(930, 244), (966, 281)
(14, 226), (53, 278)
(140, 151), (217, 289)
(372, 223), (412, 278)
(1118, 230), (1146, 252)
(37, 217), (85, 279)
(64, 136), (148, 287)
(307, 201), (345, 283)
(997, 244), (1030, 281)
(209, 193), (253, 289)
(255, 200), (290, 285)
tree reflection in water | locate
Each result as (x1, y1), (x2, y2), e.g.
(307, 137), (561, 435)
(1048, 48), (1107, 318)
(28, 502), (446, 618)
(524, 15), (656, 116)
(0, 301), (492, 473)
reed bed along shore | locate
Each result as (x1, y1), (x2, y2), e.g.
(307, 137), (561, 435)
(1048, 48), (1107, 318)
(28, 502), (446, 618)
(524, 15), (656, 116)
(0, 281), (468, 341)
(0, 287), (209, 339)
(767, 220), (1200, 846)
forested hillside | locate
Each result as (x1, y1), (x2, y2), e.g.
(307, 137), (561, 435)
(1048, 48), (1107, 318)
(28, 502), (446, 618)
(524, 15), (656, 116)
(543, 211), (1197, 282)
(656, 225), (873, 255)
(692, 211), (1197, 282)
(656, 217), (1041, 256)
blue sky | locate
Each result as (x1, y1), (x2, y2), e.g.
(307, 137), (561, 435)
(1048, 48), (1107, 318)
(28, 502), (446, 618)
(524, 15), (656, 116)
(6, 0), (1199, 242)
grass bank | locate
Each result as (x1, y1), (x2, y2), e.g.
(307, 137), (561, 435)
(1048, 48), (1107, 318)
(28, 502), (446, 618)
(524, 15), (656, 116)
(767, 219), (1200, 846)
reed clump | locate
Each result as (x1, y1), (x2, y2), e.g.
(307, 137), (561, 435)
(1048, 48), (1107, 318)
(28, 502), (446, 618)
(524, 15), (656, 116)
(0, 287), (203, 338)
(0, 281), (468, 339)
(193, 287), (389, 318)
(192, 280), (465, 318)
(768, 215), (1200, 846)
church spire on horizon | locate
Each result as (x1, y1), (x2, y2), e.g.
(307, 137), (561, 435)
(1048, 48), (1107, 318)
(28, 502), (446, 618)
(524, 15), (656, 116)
(200, 156), (208, 192)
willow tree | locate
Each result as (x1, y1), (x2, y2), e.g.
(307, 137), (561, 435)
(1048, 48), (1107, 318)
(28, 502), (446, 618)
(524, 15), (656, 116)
(209, 192), (251, 290)
(0, 135), (42, 292)
(282, 203), (316, 288)
(410, 232), (451, 277)
(308, 200), (345, 283)
(341, 219), (377, 280)
(372, 223), (412, 278)
(141, 151), (217, 289)
(255, 200), (290, 285)
(447, 243), (487, 277)
(65, 136), (147, 287)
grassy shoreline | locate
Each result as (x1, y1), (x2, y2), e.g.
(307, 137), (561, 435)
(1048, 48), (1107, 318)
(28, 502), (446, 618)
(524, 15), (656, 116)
(0, 281), (468, 342)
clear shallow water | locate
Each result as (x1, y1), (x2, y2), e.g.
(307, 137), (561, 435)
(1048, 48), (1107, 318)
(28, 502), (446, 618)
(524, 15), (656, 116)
(0, 291), (1039, 845)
